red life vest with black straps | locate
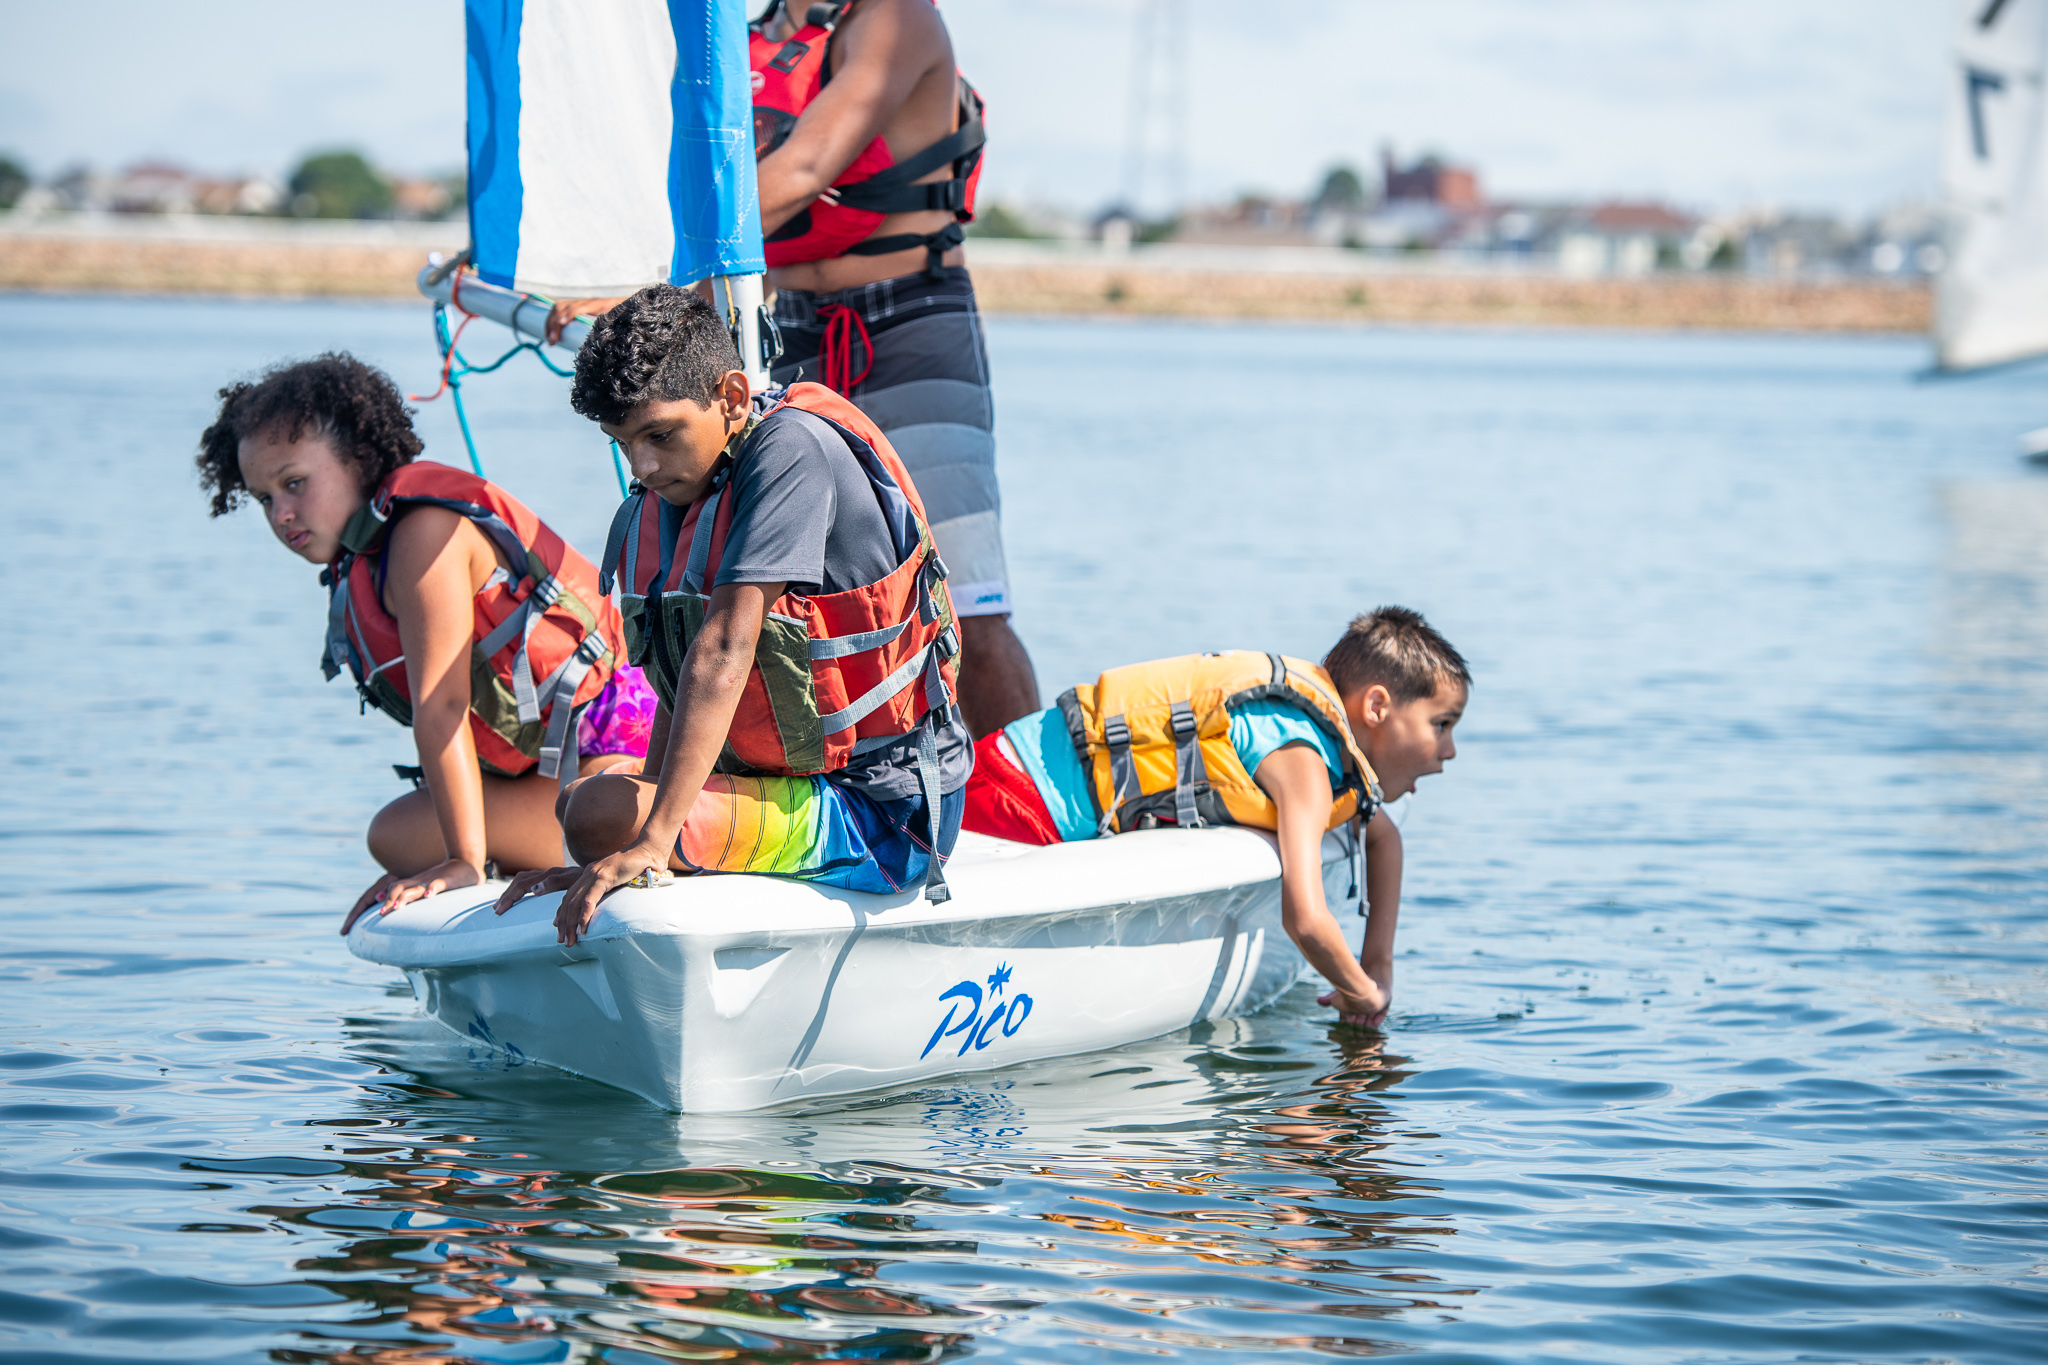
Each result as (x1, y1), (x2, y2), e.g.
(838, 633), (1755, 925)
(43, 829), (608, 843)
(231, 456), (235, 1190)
(750, 0), (985, 275)
(599, 383), (959, 781)
(321, 463), (625, 780)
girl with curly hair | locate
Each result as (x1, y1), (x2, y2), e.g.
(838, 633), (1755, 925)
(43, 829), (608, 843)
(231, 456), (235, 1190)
(198, 353), (657, 931)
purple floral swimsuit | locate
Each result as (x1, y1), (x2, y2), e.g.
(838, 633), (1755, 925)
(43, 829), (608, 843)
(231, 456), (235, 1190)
(576, 664), (659, 762)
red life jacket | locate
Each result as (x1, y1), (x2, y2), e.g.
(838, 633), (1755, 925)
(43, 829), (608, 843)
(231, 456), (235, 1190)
(601, 382), (960, 777)
(750, 0), (985, 277)
(321, 463), (625, 781)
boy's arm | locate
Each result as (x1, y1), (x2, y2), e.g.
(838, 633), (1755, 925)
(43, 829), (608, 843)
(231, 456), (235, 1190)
(1256, 744), (1387, 1021)
(1358, 807), (1403, 1025)
(551, 580), (782, 945)
(641, 700), (672, 782)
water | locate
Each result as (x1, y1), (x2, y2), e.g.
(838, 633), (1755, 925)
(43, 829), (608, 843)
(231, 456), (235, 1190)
(2, 294), (2046, 1363)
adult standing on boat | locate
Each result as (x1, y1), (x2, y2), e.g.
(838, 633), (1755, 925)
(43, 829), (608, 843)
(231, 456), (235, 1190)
(547, 0), (1038, 739)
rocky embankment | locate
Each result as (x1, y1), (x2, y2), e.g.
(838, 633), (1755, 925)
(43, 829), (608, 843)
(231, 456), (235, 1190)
(0, 217), (1929, 333)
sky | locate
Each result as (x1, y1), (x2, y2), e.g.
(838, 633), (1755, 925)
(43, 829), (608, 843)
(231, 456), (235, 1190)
(0, 0), (1953, 217)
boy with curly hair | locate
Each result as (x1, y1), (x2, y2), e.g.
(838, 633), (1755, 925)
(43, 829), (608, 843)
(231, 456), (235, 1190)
(197, 353), (653, 931)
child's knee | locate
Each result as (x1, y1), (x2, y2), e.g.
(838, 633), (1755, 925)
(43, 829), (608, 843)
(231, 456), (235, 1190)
(562, 775), (642, 865)
(365, 791), (429, 872)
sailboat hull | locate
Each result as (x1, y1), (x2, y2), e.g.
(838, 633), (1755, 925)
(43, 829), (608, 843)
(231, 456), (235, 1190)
(347, 828), (1366, 1113)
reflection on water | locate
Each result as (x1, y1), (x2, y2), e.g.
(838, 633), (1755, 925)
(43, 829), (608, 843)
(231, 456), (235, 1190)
(4, 298), (2048, 1362)
(1936, 480), (2048, 835)
(182, 1015), (1440, 1363)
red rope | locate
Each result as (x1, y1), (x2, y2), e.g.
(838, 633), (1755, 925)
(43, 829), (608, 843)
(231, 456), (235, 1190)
(818, 303), (873, 394)
(408, 298), (478, 404)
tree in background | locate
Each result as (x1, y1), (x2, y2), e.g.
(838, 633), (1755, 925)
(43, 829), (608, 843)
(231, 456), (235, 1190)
(1314, 164), (1367, 213)
(0, 154), (28, 211)
(287, 150), (393, 219)
(966, 202), (1045, 239)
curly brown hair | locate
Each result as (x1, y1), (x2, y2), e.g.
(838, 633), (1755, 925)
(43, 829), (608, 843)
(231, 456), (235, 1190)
(1324, 606), (1471, 704)
(196, 353), (423, 517)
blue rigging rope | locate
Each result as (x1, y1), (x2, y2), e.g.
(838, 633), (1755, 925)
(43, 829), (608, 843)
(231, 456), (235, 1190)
(423, 302), (578, 478)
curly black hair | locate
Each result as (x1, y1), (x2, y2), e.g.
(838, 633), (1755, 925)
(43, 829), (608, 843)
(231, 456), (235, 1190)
(196, 352), (423, 517)
(570, 284), (743, 427)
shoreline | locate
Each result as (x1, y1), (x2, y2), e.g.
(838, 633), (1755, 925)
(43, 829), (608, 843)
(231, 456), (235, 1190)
(0, 218), (1930, 334)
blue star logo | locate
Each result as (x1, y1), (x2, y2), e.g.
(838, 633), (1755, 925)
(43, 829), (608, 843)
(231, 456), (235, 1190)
(987, 962), (1013, 997)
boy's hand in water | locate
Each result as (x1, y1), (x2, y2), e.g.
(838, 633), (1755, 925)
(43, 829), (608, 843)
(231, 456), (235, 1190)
(1319, 978), (1389, 1031)
(342, 859), (483, 934)
(493, 866), (581, 914)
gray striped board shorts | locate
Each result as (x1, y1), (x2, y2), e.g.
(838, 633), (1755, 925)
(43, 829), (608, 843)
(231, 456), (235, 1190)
(769, 267), (1013, 617)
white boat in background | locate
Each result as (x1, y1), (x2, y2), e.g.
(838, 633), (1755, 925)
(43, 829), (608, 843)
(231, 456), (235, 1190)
(1936, 0), (2048, 391)
(349, 824), (1377, 1113)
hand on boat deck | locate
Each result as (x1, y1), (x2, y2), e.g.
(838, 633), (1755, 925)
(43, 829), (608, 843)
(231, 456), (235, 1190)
(342, 859), (483, 934)
(492, 866), (581, 914)
(551, 844), (667, 946)
(543, 297), (626, 345)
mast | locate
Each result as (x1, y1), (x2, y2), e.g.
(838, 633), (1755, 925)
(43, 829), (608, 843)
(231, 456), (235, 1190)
(1937, 0), (2048, 371)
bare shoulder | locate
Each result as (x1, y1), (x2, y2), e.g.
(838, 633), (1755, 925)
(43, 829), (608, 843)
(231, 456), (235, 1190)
(384, 504), (493, 593)
(838, 0), (951, 66)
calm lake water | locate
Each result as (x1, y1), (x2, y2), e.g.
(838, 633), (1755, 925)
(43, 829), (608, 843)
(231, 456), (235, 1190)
(3, 293), (2046, 1363)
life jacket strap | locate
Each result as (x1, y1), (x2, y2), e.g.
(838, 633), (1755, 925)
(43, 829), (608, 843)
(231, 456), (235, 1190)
(830, 118), (985, 216)
(807, 616), (909, 659)
(1098, 713), (1138, 837)
(1168, 700), (1208, 830)
(844, 220), (966, 281)
(321, 561), (355, 683)
(916, 713), (950, 903)
(535, 634), (610, 781)
(815, 633), (951, 735)
(1348, 810), (1366, 913)
(599, 486), (646, 597)
(679, 473), (731, 595)
(486, 573), (566, 728)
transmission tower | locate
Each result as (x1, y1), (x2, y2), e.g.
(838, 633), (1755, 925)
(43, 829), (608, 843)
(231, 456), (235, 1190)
(1121, 0), (1188, 221)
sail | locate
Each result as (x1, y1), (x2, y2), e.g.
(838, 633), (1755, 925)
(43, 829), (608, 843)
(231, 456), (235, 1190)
(1937, 0), (2048, 371)
(465, 0), (764, 299)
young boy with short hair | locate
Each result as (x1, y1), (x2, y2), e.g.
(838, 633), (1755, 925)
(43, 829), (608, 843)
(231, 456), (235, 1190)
(498, 285), (972, 945)
(965, 607), (1469, 1028)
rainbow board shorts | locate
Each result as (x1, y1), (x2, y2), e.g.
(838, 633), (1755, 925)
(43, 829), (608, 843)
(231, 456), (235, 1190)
(675, 773), (964, 896)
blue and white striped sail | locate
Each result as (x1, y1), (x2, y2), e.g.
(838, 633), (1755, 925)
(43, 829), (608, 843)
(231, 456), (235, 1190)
(465, 0), (763, 299)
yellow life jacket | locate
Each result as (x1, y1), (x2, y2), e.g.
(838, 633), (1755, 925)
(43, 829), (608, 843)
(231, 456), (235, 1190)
(1053, 651), (1383, 837)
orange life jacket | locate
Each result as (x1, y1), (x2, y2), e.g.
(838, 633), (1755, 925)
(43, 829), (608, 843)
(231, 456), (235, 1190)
(1058, 652), (1384, 837)
(321, 463), (625, 780)
(750, 0), (985, 277)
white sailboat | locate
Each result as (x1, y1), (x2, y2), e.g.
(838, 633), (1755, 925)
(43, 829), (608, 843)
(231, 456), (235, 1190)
(1936, 0), (2048, 456)
(353, 0), (1385, 1112)
(352, 827), (1373, 1114)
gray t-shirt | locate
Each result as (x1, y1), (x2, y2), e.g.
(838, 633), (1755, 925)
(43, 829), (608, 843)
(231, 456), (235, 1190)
(715, 406), (972, 800)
